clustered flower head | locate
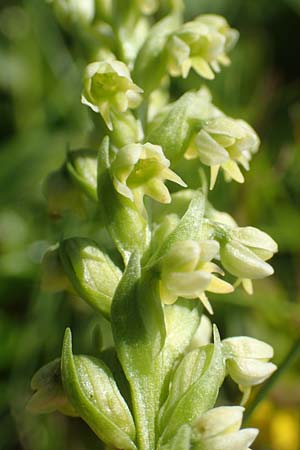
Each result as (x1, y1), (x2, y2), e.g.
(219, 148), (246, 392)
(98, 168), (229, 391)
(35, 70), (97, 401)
(159, 239), (233, 313)
(110, 142), (186, 211)
(166, 14), (239, 80)
(36, 3), (280, 450)
(185, 116), (260, 189)
(82, 60), (143, 130)
(192, 406), (258, 450)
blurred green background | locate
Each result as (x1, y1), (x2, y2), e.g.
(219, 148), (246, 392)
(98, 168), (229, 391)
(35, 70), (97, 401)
(0, 0), (299, 449)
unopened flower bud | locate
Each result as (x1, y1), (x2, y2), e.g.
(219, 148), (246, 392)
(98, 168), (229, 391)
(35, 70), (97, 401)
(220, 225), (277, 281)
(220, 240), (274, 280)
(222, 336), (276, 387)
(230, 226), (278, 261)
(193, 406), (258, 450)
(66, 149), (98, 201)
(59, 237), (122, 318)
(62, 329), (136, 450)
(82, 60), (143, 130)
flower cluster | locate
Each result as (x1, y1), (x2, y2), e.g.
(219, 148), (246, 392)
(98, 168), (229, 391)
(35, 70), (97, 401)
(32, 3), (280, 450)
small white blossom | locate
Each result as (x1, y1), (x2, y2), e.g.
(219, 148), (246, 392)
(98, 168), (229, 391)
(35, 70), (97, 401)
(222, 336), (277, 404)
(193, 406), (258, 450)
(160, 239), (233, 313)
(82, 60), (143, 130)
(111, 142), (186, 211)
(185, 116), (260, 189)
(166, 15), (239, 80)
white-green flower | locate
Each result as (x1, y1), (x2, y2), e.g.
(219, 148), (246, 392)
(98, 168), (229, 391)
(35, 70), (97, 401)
(110, 142), (186, 211)
(193, 406), (258, 450)
(219, 225), (278, 290)
(166, 14), (239, 80)
(222, 337), (277, 404)
(185, 116), (260, 189)
(82, 60), (143, 130)
(159, 239), (233, 313)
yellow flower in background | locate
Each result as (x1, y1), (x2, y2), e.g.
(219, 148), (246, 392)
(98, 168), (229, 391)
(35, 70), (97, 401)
(250, 401), (300, 450)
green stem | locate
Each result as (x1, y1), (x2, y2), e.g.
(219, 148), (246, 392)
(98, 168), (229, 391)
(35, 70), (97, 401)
(244, 336), (300, 422)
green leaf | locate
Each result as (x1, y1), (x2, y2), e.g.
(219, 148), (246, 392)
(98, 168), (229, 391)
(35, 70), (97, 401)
(111, 253), (166, 450)
(133, 15), (180, 96)
(147, 90), (221, 163)
(59, 237), (122, 318)
(147, 190), (205, 266)
(98, 137), (150, 264)
(66, 149), (98, 201)
(159, 299), (202, 405)
(158, 327), (225, 445)
(61, 329), (136, 450)
(158, 425), (192, 450)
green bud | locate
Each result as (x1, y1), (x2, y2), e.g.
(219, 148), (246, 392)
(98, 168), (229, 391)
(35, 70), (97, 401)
(186, 116), (260, 189)
(230, 226), (278, 261)
(110, 142), (186, 211)
(192, 406), (258, 450)
(82, 60), (143, 130)
(59, 237), (122, 318)
(49, 0), (95, 27)
(27, 358), (77, 417)
(110, 111), (143, 148)
(158, 327), (225, 445)
(44, 167), (86, 218)
(165, 15), (239, 80)
(61, 329), (137, 450)
(66, 149), (98, 201)
(222, 336), (277, 388)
